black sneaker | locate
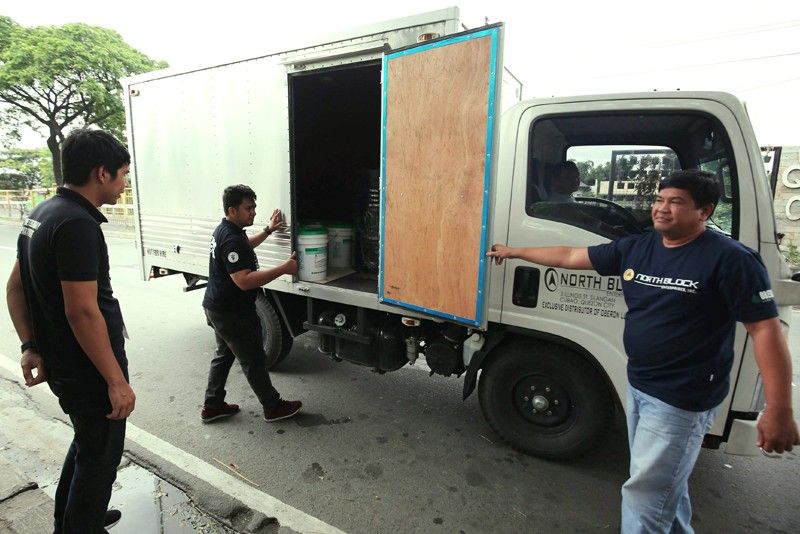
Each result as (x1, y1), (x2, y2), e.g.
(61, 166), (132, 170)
(105, 509), (122, 529)
(264, 400), (302, 422)
(201, 402), (240, 423)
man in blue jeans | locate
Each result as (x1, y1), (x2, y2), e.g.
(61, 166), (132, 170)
(6, 128), (134, 532)
(488, 169), (799, 533)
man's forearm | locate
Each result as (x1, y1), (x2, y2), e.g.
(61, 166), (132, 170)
(510, 247), (592, 270)
(746, 317), (799, 452)
(66, 308), (127, 386)
(239, 265), (289, 290)
(750, 320), (794, 412)
(6, 262), (33, 343)
(248, 228), (270, 249)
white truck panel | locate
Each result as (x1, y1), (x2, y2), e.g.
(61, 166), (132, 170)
(127, 56), (292, 280)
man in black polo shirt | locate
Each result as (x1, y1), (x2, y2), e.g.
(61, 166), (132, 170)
(488, 170), (798, 533)
(6, 128), (133, 532)
(201, 184), (302, 424)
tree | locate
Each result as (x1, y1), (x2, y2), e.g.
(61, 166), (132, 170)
(574, 160), (594, 184)
(614, 155), (634, 183)
(0, 147), (54, 189)
(0, 17), (166, 184)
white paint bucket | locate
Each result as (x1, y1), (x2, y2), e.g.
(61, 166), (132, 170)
(328, 222), (354, 269)
(297, 227), (328, 282)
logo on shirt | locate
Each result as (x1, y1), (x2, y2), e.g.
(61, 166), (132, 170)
(751, 289), (774, 303)
(626, 269), (700, 293)
(227, 252), (239, 263)
(20, 217), (41, 238)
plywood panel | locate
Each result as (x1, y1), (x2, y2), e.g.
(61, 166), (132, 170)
(383, 35), (492, 322)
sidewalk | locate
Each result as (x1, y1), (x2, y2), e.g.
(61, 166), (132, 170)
(0, 454), (233, 533)
(0, 368), (276, 534)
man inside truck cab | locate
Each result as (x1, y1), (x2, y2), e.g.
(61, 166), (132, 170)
(201, 185), (302, 424)
(488, 169), (799, 534)
(546, 161), (581, 203)
(532, 161), (626, 236)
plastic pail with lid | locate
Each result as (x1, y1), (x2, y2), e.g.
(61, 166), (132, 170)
(300, 220), (325, 229)
(297, 227), (328, 282)
(328, 222), (354, 269)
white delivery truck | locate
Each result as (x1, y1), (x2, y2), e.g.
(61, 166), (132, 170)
(121, 7), (800, 459)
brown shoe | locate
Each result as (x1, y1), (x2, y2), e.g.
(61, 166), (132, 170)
(201, 402), (240, 423)
(264, 400), (302, 422)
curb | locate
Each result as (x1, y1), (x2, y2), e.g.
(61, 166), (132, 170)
(0, 456), (53, 533)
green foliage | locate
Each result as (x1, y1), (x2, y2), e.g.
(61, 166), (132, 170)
(0, 16), (15, 51)
(0, 107), (27, 147)
(0, 16), (166, 183)
(573, 153), (680, 207)
(586, 162), (610, 188)
(573, 160), (610, 196)
(0, 147), (54, 188)
(708, 203), (732, 234)
(784, 242), (800, 267)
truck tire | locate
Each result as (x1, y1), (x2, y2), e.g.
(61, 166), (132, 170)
(478, 340), (613, 460)
(255, 293), (293, 369)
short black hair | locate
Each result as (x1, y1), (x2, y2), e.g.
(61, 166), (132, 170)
(222, 184), (256, 213)
(552, 160), (579, 177)
(61, 128), (130, 186)
(658, 169), (721, 210)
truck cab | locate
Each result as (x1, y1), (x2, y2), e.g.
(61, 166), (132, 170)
(484, 92), (793, 456)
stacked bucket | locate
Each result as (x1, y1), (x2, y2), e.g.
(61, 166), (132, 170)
(296, 221), (354, 282)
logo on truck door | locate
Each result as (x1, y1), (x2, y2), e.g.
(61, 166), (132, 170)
(543, 268), (623, 292)
(540, 268), (625, 319)
(544, 269), (559, 292)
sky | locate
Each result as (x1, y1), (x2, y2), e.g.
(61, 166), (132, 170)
(3, 0), (800, 145)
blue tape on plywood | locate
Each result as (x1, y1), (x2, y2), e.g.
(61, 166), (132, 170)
(379, 27), (500, 328)
(379, 53), (389, 300)
(381, 297), (481, 328)
(474, 28), (499, 326)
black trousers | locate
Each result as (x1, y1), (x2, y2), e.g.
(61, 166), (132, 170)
(54, 412), (126, 533)
(204, 307), (280, 411)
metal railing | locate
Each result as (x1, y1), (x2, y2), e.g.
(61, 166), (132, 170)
(0, 188), (135, 231)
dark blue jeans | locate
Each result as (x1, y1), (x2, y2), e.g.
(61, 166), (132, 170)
(204, 307), (281, 411)
(54, 412), (126, 533)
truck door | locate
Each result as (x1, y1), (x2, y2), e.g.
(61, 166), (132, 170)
(378, 25), (503, 329)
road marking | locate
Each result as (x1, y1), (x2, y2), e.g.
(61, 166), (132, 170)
(0, 352), (346, 534)
(0, 245), (16, 251)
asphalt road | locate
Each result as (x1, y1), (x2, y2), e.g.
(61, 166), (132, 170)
(0, 221), (798, 533)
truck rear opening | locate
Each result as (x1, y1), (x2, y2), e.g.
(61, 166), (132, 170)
(290, 62), (382, 294)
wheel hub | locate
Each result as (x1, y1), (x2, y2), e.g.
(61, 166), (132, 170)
(514, 376), (571, 426)
(531, 395), (549, 411)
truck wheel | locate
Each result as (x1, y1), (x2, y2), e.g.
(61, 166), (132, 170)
(255, 293), (293, 369)
(478, 340), (613, 460)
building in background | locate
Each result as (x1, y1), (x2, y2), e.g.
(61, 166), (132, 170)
(764, 146), (800, 266)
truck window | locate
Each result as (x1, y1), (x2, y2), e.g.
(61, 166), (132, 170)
(526, 113), (738, 238)
(698, 156), (734, 234)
